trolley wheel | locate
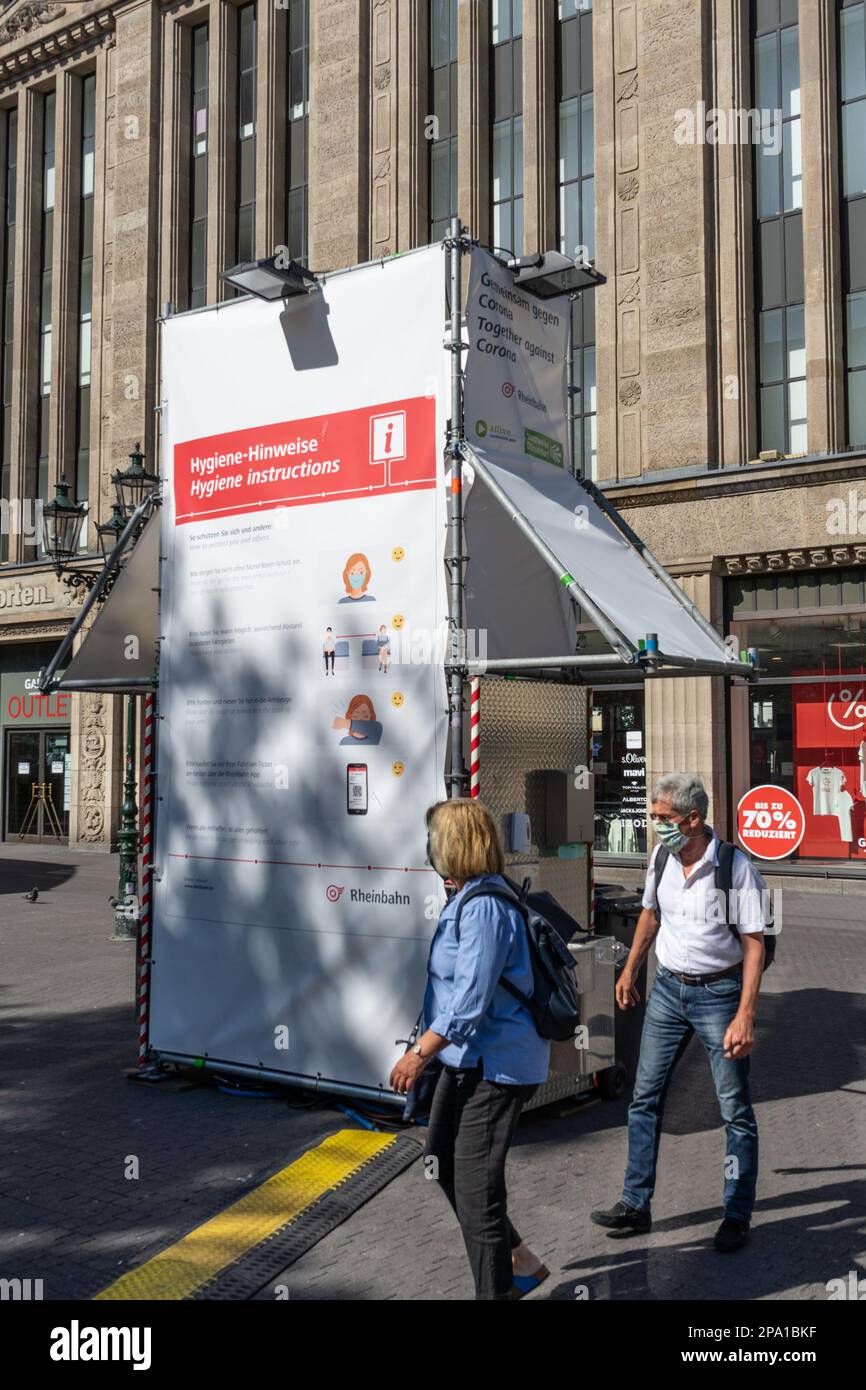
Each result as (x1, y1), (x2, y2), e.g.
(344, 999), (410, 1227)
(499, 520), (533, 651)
(599, 1063), (628, 1100)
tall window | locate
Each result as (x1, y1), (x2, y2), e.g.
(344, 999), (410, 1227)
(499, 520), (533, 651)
(839, 0), (866, 444)
(429, 0), (457, 240)
(286, 0), (309, 261)
(491, 0), (523, 256)
(753, 0), (806, 454)
(189, 23), (208, 308)
(36, 91), (55, 507)
(557, 0), (595, 478)
(236, 3), (257, 266)
(75, 75), (95, 512)
(0, 108), (16, 564)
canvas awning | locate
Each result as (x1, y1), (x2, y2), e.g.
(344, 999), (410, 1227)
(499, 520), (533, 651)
(40, 509), (160, 694)
(462, 444), (752, 680)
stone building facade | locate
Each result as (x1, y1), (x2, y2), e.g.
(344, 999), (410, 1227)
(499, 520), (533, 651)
(0, 0), (863, 881)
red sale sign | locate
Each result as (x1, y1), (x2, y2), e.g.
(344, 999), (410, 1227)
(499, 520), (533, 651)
(737, 785), (805, 860)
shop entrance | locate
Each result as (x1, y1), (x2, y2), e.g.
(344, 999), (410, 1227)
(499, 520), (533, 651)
(4, 727), (70, 842)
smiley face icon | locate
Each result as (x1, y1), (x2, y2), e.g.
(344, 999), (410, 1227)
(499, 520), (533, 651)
(392, 614), (405, 630)
(391, 546), (405, 563)
(391, 691), (405, 709)
(392, 761), (405, 777)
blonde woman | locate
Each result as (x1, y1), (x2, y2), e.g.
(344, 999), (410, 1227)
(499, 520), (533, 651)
(390, 798), (551, 1300)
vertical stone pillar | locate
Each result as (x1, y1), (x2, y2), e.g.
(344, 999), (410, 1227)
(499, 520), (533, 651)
(370, 0), (398, 259)
(159, 13), (191, 313)
(52, 69), (81, 508)
(714, 0), (758, 467)
(112, 0), (161, 469)
(207, 0), (237, 303)
(522, 0), (556, 256)
(67, 627), (123, 851)
(800, 0), (845, 453)
(90, 42), (112, 516)
(396, 0), (427, 250)
(257, 0), (286, 258)
(596, 0), (720, 481)
(10, 86), (43, 553)
(308, 0), (369, 271)
(457, 0), (490, 244)
(644, 567), (729, 834)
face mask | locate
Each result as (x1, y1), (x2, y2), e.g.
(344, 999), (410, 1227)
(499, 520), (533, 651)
(654, 818), (689, 852)
(348, 571), (366, 590)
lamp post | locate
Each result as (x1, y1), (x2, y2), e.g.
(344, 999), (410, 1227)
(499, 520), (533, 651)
(42, 448), (160, 941)
(106, 444), (160, 940)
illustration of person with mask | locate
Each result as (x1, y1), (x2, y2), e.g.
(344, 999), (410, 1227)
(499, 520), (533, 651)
(339, 552), (375, 603)
(332, 694), (383, 745)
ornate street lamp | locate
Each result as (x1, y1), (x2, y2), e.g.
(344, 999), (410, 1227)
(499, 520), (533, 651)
(111, 441), (160, 519)
(41, 474), (88, 570)
(96, 501), (128, 561)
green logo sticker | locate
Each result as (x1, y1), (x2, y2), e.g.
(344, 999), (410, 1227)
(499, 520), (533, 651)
(476, 419), (488, 438)
(525, 427), (565, 468)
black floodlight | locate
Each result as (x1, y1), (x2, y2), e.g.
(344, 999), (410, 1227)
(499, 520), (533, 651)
(219, 255), (319, 301)
(506, 251), (606, 299)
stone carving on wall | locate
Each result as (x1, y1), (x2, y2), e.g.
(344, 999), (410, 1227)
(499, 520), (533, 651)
(78, 694), (108, 844)
(0, 2), (66, 45)
(617, 176), (639, 202)
(371, 0), (394, 257)
(725, 545), (866, 575)
(619, 380), (642, 406)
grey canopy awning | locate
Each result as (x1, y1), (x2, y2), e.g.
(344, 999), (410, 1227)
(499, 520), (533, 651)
(42, 509), (160, 694)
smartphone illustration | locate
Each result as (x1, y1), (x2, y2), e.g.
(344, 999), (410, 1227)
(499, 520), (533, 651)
(347, 763), (368, 815)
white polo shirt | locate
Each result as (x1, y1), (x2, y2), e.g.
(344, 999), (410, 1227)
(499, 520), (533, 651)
(641, 830), (766, 975)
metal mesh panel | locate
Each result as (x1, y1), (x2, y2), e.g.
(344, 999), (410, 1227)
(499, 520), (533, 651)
(468, 677), (616, 1107)
(469, 676), (590, 925)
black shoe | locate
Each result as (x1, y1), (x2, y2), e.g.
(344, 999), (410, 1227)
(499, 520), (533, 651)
(590, 1199), (651, 1235)
(714, 1217), (750, 1253)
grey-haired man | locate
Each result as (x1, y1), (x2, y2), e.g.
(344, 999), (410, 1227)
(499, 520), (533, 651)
(592, 772), (766, 1253)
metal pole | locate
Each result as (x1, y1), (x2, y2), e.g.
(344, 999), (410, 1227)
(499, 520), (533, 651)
(136, 690), (156, 1066)
(456, 653), (630, 674)
(566, 295), (576, 477)
(113, 695), (140, 940)
(461, 442), (636, 663)
(447, 215), (469, 798)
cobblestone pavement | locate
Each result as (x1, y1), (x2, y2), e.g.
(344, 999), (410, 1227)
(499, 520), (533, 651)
(1, 843), (864, 1301)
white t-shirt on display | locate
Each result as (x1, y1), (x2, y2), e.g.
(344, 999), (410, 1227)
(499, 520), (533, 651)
(836, 790), (855, 842)
(806, 765), (846, 817)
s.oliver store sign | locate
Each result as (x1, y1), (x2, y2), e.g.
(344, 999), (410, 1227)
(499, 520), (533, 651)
(1, 673), (69, 725)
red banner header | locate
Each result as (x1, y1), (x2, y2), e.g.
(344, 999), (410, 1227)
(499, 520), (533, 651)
(173, 395), (436, 525)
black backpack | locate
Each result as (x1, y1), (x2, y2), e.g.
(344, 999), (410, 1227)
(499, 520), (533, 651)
(453, 877), (583, 1042)
(651, 841), (775, 970)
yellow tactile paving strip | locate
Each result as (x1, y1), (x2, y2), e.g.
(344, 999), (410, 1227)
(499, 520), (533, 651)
(94, 1129), (396, 1301)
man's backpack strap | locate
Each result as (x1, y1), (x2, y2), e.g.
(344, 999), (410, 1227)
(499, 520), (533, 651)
(715, 840), (737, 938)
(650, 846), (670, 914)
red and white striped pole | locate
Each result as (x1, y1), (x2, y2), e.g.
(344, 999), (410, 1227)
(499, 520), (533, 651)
(136, 692), (155, 1066)
(588, 687), (595, 932)
(469, 677), (480, 798)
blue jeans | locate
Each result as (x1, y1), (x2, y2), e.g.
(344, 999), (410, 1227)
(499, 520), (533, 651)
(621, 963), (758, 1223)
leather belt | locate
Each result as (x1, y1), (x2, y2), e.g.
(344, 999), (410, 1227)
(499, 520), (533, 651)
(665, 962), (742, 987)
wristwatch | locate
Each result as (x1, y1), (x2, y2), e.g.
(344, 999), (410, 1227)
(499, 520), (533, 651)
(411, 1042), (426, 1059)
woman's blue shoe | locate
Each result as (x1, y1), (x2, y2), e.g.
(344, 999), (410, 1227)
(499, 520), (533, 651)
(510, 1264), (550, 1298)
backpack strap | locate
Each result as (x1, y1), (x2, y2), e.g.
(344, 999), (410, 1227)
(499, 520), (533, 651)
(452, 884), (532, 1009)
(715, 840), (739, 939)
(651, 845), (670, 914)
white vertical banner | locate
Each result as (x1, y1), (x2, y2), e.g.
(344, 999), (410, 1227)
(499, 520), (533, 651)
(463, 248), (571, 475)
(151, 246), (450, 1095)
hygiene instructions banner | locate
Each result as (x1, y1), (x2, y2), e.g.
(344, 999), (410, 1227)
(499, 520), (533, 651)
(463, 247), (570, 475)
(152, 245), (449, 1094)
